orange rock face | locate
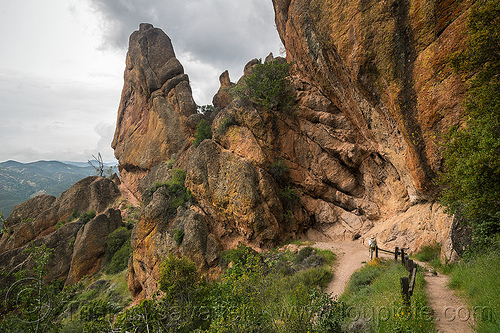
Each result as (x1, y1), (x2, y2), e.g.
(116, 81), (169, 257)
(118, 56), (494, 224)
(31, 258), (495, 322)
(116, 3), (473, 298)
(272, 0), (469, 197)
(112, 23), (197, 199)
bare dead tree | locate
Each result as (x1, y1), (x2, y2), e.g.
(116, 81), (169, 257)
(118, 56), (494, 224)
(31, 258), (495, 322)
(88, 152), (105, 177)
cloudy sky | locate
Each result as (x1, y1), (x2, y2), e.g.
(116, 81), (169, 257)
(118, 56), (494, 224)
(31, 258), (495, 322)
(0, 0), (282, 163)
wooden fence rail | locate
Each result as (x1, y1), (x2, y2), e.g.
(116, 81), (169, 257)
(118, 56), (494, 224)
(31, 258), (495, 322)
(374, 245), (417, 306)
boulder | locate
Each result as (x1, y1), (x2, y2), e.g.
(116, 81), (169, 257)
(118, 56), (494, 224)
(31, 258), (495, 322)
(66, 208), (123, 285)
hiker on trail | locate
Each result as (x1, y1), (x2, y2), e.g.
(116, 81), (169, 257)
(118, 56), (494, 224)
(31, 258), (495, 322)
(369, 236), (377, 260)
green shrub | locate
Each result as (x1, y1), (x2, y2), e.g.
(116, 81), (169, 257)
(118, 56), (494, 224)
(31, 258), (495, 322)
(193, 119), (212, 147)
(71, 208), (80, 220)
(290, 266), (333, 289)
(79, 210), (96, 224)
(233, 59), (296, 112)
(315, 248), (337, 266)
(173, 228), (184, 246)
(79, 299), (122, 333)
(280, 186), (300, 211)
(105, 227), (132, 274)
(106, 242), (132, 274)
(159, 254), (200, 300)
(439, 0), (500, 242)
(295, 246), (315, 264)
(222, 243), (260, 268)
(149, 180), (168, 194)
(107, 227), (130, 257)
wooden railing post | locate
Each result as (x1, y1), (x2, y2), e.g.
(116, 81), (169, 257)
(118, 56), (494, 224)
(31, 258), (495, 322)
(401, 276), (410, 307)
(376, 246), (379, 258)
(401, 248), (406, 266)
(395, 246), (399, 263)
(409, 266), (417, 297)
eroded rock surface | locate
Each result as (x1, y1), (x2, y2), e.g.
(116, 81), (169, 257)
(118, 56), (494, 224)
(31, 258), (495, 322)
(112, 23), (197, 200)
(0, 177), (122, 286)
(116, 5), (472, 299)
(66, 208), (123, 285)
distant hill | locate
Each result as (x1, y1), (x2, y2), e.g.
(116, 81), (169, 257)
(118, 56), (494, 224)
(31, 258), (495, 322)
(0, 160), (115, 219)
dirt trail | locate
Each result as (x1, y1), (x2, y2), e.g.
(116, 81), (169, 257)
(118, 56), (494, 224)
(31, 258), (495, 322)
(311, 241), (476, 332)
(312, 240), (370, 297)
(414, 261), (475, 333)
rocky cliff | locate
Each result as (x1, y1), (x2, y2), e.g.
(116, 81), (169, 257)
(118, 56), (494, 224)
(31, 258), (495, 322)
(271, 0), (472, 257)
(0, 1), (471, 302)
(112, 1), (471, 298)
(0, 177), (122, 285)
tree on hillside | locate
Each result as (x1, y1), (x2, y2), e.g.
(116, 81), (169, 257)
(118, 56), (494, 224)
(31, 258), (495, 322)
(439, 0), (500, 240)
(88, 153), (105, 177)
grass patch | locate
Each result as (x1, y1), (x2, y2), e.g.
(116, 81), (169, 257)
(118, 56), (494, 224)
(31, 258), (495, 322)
(412, 242), (454, 274)
(340, 259), (435, 332)
(448, 249), (500, 332)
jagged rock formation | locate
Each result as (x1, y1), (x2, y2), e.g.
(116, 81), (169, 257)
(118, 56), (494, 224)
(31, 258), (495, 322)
(0, 177), (122, 285)
(87, 0), (474, 299)
(113, 10), (472, 298)
(272, 0), (469, 197)
(271, 0), (472, 250)
(112, 23), (197, 201)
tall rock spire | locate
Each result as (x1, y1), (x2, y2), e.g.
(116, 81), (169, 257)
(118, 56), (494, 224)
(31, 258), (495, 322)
(112, 23), (197, 198)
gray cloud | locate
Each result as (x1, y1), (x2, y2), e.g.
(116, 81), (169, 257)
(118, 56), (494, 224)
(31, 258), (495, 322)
(0, 71), (119, 162)
(0, 0), (282, 163)
(89, 0), (283, 87)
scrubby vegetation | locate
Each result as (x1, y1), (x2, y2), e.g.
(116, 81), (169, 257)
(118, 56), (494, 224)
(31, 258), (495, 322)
(56, 209), (96, 229)
(173, 228), (184, 246)
(116, 245), (346, 332)
(234, 59), (296, 112)
(105, 227), (132, 274)
(193, 119), (213, 147)
(439, 0), (500, 245)
(149, 168), (193, 211)
(0, 243), (347, 332)
(436, 3), (500, 329)
(340, 259), (434, 332)
(269, 159), (290, 185)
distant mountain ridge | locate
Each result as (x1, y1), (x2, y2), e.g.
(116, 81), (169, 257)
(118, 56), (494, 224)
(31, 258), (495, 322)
(0, 160), (109, 219)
